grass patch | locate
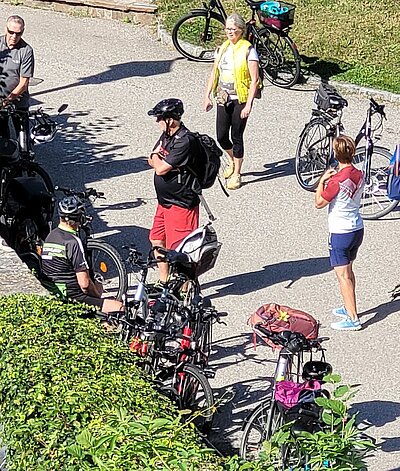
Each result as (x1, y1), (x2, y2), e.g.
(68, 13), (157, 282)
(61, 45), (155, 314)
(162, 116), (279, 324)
(157, 0), (400, 93)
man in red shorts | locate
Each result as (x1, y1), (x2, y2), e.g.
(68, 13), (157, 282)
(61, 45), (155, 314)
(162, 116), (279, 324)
(148, 98), (200, 282)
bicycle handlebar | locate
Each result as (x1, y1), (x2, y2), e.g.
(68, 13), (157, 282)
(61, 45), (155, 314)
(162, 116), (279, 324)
(54, 186), (105, 200)
(254, 325), (329, 352)
(369, 97), (386, 119)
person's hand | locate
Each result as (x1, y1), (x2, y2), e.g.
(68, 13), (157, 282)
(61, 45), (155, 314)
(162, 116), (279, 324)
(320, 168), (336, 184)
(203, 97), (213, 112)
(240, 104), (252, 119)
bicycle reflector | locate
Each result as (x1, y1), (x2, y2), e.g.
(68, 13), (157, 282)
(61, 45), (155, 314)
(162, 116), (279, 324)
(99, 261), (108, 273)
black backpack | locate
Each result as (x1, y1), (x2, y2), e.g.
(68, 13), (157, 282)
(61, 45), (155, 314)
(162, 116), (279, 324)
(187, 132), (222, 192)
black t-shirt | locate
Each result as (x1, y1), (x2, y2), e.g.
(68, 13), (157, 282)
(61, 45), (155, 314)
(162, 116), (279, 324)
(153, 124), (200, 209)
(41, 225), (89, 297)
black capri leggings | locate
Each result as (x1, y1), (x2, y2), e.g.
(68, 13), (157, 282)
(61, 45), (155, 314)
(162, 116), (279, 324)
(216, 100), (248, 159)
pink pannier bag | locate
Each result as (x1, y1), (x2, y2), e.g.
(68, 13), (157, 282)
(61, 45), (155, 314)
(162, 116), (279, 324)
(248, 303), (319, 350)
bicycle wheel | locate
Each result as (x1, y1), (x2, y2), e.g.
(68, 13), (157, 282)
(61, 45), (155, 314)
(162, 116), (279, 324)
(255, 28), (300, 88)
(240, 399), (303, 467)
(172, 11), (225, 62)
(353, 146), (399, 220)
(86, 239), (128, 301)
(295, 119), (330, 191)
(177, 363), (215, 434)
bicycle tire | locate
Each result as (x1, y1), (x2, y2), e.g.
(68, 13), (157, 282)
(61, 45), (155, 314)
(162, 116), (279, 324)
(255, 28), (301, 89)
(295, 118), (330, 191)
(240, 399), (283, 461)
(353, 146), (399, 220)
(177, 363), (215, 435)
(86, 239), (128, 301)
(240, 399), (304, 467)
(172, 11), (225, 62)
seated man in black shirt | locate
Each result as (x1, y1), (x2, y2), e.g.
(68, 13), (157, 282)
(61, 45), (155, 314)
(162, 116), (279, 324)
(41, 196), (124, 314)
(147, 98), (200, 282)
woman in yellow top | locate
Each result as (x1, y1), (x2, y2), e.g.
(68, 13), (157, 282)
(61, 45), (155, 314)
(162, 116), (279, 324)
(203, 13), (260, 190)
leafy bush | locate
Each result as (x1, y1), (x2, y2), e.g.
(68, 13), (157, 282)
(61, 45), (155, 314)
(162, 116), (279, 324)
(259, 374), (375, 470)
(0, 294), (222, 470)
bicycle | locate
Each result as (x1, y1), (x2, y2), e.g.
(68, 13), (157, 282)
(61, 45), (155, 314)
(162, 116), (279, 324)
(172, 0), (301, 88)
(100, 250), (218, 434)
(0, 102), (65, 254)
(295, 82), (398, 220)
(54, 186), (128, 301)
(240, 327), (332, 467)
(125, 245), (222, 371)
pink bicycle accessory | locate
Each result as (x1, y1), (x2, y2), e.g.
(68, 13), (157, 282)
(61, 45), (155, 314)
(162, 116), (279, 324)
(274, 379), (321, 409)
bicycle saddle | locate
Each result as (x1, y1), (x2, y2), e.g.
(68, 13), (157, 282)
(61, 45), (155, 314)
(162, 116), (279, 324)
(156, 247), (192, 268)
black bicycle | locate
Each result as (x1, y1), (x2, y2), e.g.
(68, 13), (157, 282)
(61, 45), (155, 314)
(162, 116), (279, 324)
(295, 82), (397, 219)
(55, 186), (128, 301)
(240, 327), (331, 467)
(172, 0), (301, 88)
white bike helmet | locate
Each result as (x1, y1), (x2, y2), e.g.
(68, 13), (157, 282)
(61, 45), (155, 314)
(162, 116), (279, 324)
(30, 120), (57, 144)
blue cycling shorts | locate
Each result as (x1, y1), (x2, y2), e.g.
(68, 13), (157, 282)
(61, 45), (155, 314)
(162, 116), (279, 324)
(328, 228), (364, 267)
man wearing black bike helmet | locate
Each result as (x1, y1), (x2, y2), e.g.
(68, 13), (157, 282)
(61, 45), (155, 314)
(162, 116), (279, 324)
(41, 196), (124, 314)
(148, 98), (200, 282)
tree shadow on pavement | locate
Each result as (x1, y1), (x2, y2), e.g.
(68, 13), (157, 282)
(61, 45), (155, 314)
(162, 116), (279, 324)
(202, 256), (331, 299)
(242, 157), (294, 186)
(358, 299), (400, 329)
(31, 60), (177, 97)
(351, 400), (400, 453)
(35, 109), (152, 253)
(36, 109), (150, 187)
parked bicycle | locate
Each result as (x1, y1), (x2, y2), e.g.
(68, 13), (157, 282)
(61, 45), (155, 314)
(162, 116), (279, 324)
(0, 102), (69, 254)
(98, 246), (222, 434)
(240, 327), (332, 467)
(295, 82), (397, 220)
(54, 186), (128, 301)
(172, 0), (301, 88)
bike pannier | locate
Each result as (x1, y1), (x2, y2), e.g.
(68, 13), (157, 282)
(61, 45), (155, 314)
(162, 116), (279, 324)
(176, 223), (221, 277)
(249, 303), (319, 349)
(257, 1), (296, 30)
(314, 83), (348, 111)
(0, 138), (19, 165)
(7, 177), (53, 210)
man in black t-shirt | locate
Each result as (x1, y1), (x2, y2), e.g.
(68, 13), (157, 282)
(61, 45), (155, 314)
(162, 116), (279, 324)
(148, 98), (200, 282)
(41, 196), (124, 314)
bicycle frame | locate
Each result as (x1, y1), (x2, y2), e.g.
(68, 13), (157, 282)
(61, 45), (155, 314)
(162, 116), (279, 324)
(354, 104), (375, 184)
(203, 0), (227, 19)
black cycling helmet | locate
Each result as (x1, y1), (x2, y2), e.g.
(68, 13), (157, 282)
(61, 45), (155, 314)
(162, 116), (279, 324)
(58, 196), (84, 222)
(147, 98), (184, 120)
(302, 361), (333, 381)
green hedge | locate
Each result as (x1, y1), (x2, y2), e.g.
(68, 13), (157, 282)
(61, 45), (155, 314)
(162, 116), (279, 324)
(0, 295), (224, 470)
(158, 0), (400, 93)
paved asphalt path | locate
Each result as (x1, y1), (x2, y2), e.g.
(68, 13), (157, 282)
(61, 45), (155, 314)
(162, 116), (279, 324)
(3, 4), (400, 469)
